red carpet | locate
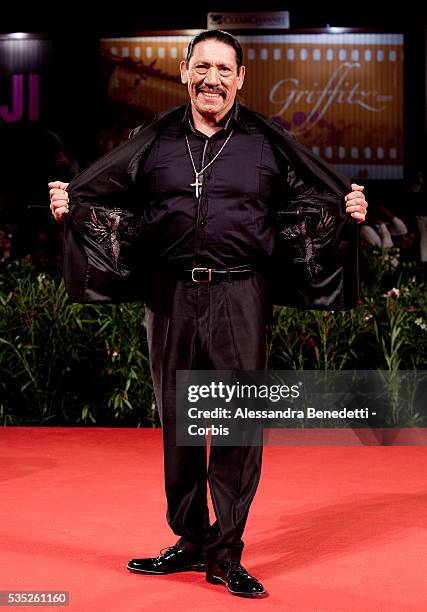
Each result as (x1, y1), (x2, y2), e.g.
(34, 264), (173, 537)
(1, 427), (426, 610)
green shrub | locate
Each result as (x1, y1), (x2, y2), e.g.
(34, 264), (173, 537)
(1, 248), (426, 426)
(0, 260), (156, 426)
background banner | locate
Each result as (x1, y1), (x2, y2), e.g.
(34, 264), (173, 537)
(100, 32), (404, 180)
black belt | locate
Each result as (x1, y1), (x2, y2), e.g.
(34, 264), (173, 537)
(176, 265), (256, 283)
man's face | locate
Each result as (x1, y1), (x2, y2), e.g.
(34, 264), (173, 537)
(180, 39), (245, 122)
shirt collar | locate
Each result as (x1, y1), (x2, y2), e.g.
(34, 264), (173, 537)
(178, 101), (250, 136)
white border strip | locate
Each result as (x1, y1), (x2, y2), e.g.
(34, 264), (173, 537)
(237, 34), (404, 45)
(102, 34), (404, 45)
(333, 164), (404, 179)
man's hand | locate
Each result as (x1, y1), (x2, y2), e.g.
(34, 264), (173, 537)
(48, 181), (70, 221)
(345, 183), (368, 223)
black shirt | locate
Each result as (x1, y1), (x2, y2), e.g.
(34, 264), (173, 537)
(140, 103), (285, 269)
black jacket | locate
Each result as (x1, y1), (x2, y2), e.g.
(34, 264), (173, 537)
(63, 105), (359, 309)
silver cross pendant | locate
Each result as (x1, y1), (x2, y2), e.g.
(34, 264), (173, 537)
(190, 173), (203, 198)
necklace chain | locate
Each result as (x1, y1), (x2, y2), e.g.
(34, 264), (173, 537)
(185, 129), (234, 198)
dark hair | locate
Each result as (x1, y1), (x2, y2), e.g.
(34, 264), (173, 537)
(185, 30), (243, 70)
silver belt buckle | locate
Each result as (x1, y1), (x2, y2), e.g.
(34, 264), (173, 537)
(191, 267), (212, 282)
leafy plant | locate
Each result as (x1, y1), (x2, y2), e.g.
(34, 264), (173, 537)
(1, 247), (426, 427)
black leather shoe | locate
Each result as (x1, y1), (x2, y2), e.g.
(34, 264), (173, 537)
(127, 544), (205, 574)
(206, 559), (266, 597)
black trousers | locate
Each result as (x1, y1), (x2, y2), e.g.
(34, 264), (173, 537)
(145, 272), (273, 565)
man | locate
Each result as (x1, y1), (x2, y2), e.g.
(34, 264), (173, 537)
(49, 30), (367, 598)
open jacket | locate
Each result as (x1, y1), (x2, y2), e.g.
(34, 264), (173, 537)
(63, 105), (359, 310)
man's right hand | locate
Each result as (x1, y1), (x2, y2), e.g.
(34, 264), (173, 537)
(48, 181), (70, 221)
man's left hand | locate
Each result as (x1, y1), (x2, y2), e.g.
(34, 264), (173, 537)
(345, 183), (368, 223)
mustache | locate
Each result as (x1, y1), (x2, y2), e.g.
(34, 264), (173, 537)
(196, 86), (226, 97)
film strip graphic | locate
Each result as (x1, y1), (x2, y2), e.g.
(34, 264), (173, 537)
(101, 33), (403, 179)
